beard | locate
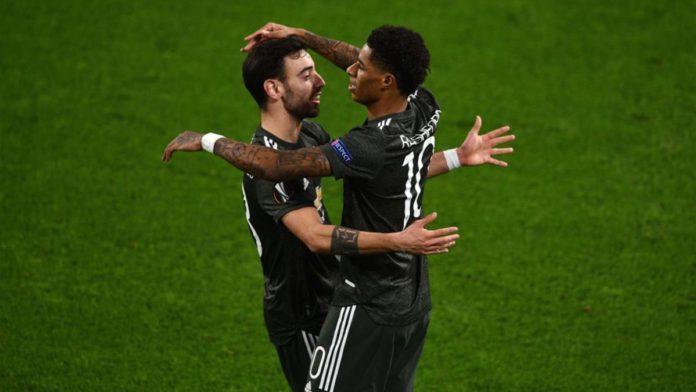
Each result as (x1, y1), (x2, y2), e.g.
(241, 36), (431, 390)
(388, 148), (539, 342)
(282, 86), (320, 121)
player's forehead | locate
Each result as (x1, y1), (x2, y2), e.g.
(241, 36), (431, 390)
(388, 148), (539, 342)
(283, 49), (315, 76)
(357, 44), (376, 69)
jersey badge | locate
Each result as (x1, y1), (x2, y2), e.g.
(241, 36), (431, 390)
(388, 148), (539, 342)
(314, 186), (326, 222)
(330, 139), (352, 162)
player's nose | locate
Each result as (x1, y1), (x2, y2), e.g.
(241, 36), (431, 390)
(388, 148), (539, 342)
(346, 62), (357, 76)
(314, 72), (326, 88)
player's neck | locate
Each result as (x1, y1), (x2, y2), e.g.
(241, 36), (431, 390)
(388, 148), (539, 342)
(260, 108), (302, 144)
(366, 92), (408, 121)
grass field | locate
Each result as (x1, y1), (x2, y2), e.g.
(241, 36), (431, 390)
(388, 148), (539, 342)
(1, 0), (695, 390)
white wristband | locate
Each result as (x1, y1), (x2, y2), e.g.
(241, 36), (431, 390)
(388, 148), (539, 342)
(444, 148), (461, 170)
(202, 133), (224, 153)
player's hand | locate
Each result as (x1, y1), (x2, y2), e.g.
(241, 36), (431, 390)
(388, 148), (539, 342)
(397, 212), (459, 255)
(162, 131), (203, 161)
(241, 22), (299, 52)
(457, 116), (515, 167)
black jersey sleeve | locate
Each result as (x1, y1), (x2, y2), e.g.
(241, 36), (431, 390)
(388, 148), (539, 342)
(253, 177), (315, 223)
(319, 126), (385, 180)
(302, 121), (332, 145)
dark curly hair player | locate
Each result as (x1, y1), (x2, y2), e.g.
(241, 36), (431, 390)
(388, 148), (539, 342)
(366, 25), (430, 96)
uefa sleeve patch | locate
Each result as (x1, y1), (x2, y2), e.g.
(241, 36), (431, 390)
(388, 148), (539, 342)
(330, 139), (352, 163)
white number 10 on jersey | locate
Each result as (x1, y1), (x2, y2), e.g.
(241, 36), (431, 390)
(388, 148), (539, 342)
(401, 136), (435, 229)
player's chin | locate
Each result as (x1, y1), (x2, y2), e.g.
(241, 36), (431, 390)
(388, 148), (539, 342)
(349, 91), (362, 103)
(348, 90), (370, 105)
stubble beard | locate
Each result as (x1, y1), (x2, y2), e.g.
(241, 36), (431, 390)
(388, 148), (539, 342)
(283, 88), (319, 121)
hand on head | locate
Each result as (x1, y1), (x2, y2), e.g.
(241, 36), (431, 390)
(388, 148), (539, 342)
(241, 22), (296, 52)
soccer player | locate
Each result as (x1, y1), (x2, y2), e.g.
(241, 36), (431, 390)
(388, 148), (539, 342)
(163, 24), (513, 391)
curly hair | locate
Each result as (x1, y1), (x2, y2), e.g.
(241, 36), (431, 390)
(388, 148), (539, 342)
(242, 37), (306, 108)
(366, 25), (430, 96)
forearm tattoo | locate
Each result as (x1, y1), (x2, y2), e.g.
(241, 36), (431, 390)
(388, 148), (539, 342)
(214, 139), (331, 181)
(330, 226), (360, 255)
(303, 32), (359, 70)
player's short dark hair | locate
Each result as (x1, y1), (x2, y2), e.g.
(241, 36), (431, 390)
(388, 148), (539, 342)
(242, 37), (306, 108)
(366, 26), (430, 96)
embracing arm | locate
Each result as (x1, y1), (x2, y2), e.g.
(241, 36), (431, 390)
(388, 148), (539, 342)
(428, 116), (515, 179)
(242, 22), (359, 70)
(282, 208), (458, 256)
(214, 137), (332, 181)
(161, 131), (332, 181)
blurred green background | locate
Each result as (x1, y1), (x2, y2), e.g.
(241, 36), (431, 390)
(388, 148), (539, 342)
(1, 0), (694, 390)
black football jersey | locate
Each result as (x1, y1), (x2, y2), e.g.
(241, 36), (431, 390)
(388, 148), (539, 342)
(242, 122), (339, 345)
(319, 88), (441, 325)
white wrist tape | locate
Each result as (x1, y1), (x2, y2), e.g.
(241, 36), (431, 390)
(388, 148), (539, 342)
(202, 133), (224, 153)
(444, 148), (461, 170)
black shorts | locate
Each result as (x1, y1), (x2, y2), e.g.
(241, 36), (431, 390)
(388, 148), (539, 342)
(275, 328), (321, 392)
(306, 305), (430, 392)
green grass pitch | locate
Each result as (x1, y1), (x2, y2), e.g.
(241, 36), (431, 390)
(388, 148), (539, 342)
(1, 0), (694, 390)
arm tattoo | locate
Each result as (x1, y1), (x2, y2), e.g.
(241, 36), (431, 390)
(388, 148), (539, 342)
(277, 147), (331, 176)
(214, 139), (331, 181)
(330, 226), (360, 255)
(303, 32), (359, 70)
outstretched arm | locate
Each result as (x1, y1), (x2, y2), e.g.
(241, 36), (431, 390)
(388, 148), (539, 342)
(242, 22), (359, 71)
(162, 131), (332, 181)
(428, 116), (515, 179)
(282, 208), (458, 256)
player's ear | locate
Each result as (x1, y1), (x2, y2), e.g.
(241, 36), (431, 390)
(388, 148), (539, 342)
(263, 79), (283, 102)
(382, 73), (396, 91)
